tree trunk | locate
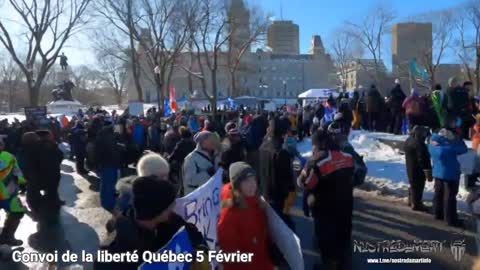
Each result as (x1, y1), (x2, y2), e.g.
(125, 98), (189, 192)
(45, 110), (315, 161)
(29, 85), (40, 106)
(230, 70), (237, 97)
(211, 69), (218, 119)
(116, 90), (123, 106)
(129, 35), (143, 102)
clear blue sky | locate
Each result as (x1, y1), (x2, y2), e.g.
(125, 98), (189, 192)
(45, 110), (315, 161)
(61, 0), (461, 67)
(254, 0), (460, 54)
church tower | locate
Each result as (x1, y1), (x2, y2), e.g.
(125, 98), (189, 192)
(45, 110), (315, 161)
(310, 35), (326, 57)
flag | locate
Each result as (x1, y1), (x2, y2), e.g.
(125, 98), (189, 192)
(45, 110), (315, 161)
(138, 226), (194, 270)
(164, 98), (172, 117)
(170, 85), (178, 113)
(409, 58), (429, 82)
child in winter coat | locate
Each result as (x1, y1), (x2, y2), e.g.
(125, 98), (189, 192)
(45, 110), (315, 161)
(218, 162), (275, 270)
(429, 128), (468, 227)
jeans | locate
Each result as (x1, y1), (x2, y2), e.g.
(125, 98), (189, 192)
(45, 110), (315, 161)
(100, 167), (119, 212)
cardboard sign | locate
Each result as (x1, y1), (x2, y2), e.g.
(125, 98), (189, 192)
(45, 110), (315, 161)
(24, 106), (47, 121)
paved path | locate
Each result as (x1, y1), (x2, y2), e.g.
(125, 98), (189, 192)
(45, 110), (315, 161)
(0, 160), (477, 270)
(295, 191), (477, 270)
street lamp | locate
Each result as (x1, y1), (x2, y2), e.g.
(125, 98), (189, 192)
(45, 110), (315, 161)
(283, 80), (287, 106)
(154, 65), (162, 111)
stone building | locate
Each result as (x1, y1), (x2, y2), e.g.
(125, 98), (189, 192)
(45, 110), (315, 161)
(338, 59), (392, 95)
(267, 20), (300, 55)
(253, 35), (336, 98)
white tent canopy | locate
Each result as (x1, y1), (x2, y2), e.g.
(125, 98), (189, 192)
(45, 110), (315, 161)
(298, 89), (339, 99)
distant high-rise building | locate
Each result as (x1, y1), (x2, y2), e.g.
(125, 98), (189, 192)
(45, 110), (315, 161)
(267, 20), (299, 55)
(309, 35), (325, 56)
(228, 0), (251, 53)
(392, 23), (433, 91)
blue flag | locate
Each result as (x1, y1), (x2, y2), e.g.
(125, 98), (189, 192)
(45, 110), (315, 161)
(164, 98), (172, 117)
(138, 226), (194, 270)
(409, 58), (429, 82)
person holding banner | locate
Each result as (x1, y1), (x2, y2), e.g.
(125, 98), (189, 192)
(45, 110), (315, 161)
(95, 176), (209, 270)
(298, 129), (355, 270)
(218, 162), (275, 270)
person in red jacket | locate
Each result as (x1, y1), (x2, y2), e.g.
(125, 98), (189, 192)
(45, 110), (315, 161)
(217, 162), (274, 270)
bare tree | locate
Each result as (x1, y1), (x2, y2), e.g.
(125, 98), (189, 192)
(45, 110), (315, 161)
(346, 3), (395, 84)
(182, 0), (233, 117)
(329, 28), (363, 90)
(226, 3), (270, 97)
(0, 0), (91, 106)
(97, 53), (127, 106)
(97, 0), (144, 102)
(410, 10), (455, 88)
(0, 57), (24, 112)
(456, 0), (480, 94)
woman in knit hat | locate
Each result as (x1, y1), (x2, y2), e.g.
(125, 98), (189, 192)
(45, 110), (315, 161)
(218, 162), (274, 270)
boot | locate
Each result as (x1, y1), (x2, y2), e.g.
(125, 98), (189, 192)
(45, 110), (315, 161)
(412, 203), (429, 213)
(0, 213), (24, 246)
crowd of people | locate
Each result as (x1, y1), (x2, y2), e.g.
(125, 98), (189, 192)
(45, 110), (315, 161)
(0, 75), (477, 269)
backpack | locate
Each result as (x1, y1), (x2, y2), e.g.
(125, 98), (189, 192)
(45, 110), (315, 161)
(343, 143), (367, 187)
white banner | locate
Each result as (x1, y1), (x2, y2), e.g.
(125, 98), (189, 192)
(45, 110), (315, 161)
(174, 169), (223, 250)
(264, 201), (305, 270)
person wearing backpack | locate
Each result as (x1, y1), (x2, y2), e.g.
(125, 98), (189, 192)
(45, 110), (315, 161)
(403, 88), (425, 130)
(404, 126), (432, 212)
(297, 128), (355, 270)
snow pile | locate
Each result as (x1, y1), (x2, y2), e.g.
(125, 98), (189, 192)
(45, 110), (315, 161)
(298, 130), (471, 208)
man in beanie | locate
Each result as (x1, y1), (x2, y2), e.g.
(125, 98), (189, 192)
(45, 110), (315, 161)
(183, 131), (219, 194)
(95, 176), (208, 270)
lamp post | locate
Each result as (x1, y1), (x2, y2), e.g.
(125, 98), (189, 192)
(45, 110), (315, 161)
(154, 65), (162, 111)
(283, 80), (287, 106)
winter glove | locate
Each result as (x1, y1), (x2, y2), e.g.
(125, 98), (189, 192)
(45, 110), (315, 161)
(424, 170), (433, 182)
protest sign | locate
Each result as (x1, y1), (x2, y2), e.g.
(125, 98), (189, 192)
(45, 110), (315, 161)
(138, 226), (193, 270)
(174, 169), (223, 251)
(128, 102), (144, 116)
(24, 106), (47, 121)
(264, 201), (304, 270)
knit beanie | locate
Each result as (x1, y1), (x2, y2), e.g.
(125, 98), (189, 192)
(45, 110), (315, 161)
(229, 162), (256, 190)
(132, 176), (176, 220)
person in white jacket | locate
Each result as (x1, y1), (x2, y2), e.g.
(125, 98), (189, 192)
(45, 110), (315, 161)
(183, 131), (219, 194)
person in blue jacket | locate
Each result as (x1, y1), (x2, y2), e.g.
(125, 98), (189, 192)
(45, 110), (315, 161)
(428, 128), (468, 227)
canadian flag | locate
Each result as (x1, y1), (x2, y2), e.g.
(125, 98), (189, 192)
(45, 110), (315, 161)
(170, 85), (178, 112)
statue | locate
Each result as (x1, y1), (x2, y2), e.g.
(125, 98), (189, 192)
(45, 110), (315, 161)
(51, 80), (75, 101)
(59, 52), (68, 71)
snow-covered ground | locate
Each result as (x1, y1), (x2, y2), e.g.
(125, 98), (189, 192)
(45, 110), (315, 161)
(297, 130), (471, 210)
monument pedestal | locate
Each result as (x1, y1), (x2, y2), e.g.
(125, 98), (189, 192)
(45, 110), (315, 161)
(47, 100), (83, 115)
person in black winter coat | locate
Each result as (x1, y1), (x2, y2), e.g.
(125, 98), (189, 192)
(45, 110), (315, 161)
(96, 124), (124, 212)
(404, 126), (432, 212)
(70, 120), (88, 175)
(25, 130), (64, 222)
(446, 77), (470, 138)
(366, 85), (383, 131)
(168, 126), (196, 190)
(388, 82), (407, 134)
(297, 128), (354, 270)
